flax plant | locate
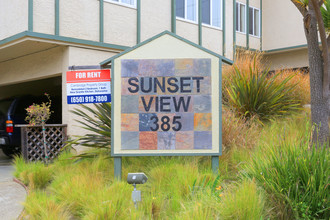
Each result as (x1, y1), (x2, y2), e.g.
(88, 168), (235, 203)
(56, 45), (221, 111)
(65, 103), (111, 157)
(226, 59), (300, 122)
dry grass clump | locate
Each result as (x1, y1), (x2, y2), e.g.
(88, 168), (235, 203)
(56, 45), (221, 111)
(273, 69), (310, 105)
(222, 106), (260, 151)
(223, 50), (264, 81)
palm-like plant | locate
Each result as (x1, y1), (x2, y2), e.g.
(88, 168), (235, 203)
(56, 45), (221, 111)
(65, 103), (111, 156)
(226, 59), (300, 122)
(321, 0), (330, 34)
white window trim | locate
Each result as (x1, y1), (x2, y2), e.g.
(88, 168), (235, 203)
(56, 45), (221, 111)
(176, 16), (199, 25)
(236, 2), (246, 34)
(201, 0), (223, 29)
(202, 22), (222, 31)
(104, 0), (137, 9)
(249, 6), (260, 38)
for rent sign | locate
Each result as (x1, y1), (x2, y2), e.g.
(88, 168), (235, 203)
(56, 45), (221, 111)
(66, 69), (111, 104)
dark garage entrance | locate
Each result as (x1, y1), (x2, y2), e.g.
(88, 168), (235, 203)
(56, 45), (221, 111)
(0, 76), (62, 157)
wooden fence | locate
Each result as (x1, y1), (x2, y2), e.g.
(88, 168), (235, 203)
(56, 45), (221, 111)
(17, 124), (67, 162)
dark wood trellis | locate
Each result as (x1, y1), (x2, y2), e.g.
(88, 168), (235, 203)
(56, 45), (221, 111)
(17, 124), (67, 162)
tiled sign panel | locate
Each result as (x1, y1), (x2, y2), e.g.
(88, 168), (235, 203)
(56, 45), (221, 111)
(121, 59), (212, 150)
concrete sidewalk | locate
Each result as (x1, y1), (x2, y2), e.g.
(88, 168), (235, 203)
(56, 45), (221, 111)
(0, 152), (26, 220)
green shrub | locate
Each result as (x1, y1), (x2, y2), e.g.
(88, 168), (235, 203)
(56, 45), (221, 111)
(220, 179), (268, 220)
(243, 120), (330, 219)
(13, 156), (53, 189)
(224, 57), (300, 122)
(23, 190), (72, 220)
(65, 103), (111, 157)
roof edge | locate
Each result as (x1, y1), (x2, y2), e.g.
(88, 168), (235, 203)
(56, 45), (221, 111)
(100, 30), (233, 66)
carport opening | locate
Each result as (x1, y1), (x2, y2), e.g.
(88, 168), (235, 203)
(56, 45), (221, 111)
(0, 76), (62, 124)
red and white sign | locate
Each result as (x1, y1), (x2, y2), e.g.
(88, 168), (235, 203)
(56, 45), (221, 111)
(66, 69), (111, 104)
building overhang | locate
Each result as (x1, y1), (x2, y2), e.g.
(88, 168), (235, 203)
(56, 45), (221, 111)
(263, 44), (310, 54)
(0, 31), (129, 63)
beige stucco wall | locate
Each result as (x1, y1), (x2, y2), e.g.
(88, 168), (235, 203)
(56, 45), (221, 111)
(265, 49), (309, 70)
(34, 0), (55, 35)
(202, 26), (222, 54)
(225, 0), (234, 60)
(141, 0), (171, 42)
(262, 0), (306, 51)
(249, 36), (260, 50)
(176, 20), (199, 45)
(60, 0), (99, 42)
(237, 0), (247, 5)
(0, 0), (28, 39)
(236, 32), (246, 47)
(104, 2), (137, 47)
(250, 0), (259, 6)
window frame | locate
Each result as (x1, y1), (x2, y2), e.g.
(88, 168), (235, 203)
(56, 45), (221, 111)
(105, 0), (137, 9)
(201, 0), (223, 29)
(176, 0), (223, 29)
(249, 6), (260, 37)
(236, 2), (246, 34)
(176, 0), (199, 24)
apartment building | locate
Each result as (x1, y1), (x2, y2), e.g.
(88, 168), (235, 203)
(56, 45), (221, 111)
(0, 0), (308, 137)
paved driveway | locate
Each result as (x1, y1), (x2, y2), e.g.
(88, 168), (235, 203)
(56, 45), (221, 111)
(0, 151), (26, 220)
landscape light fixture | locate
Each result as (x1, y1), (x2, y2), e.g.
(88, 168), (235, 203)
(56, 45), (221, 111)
(127, 173), (148, 209)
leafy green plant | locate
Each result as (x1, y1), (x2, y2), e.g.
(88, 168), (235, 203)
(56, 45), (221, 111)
(65, 103), (111, 157)
(321, 0), (330, 34)
(243, 120), (330, 219)
(225, 58), (300, 122)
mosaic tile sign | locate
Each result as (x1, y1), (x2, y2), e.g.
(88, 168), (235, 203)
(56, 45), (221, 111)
(120, 59), (213, 152)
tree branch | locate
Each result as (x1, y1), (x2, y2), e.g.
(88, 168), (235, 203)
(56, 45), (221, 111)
(311, 0), (330, 98)
(291, 0), (308, 16)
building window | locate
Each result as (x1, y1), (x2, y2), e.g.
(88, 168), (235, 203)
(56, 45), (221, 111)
(249, 7), (260, 37)
(107, 0), (136, 7)
(202, 0), (222, 28)
(176, 0), (222, 28)
(236, 2), (246, 33)
(176, 0), (198, 22)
